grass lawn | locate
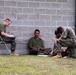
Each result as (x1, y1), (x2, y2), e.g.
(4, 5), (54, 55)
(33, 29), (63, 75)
(0, 55), (76, 75)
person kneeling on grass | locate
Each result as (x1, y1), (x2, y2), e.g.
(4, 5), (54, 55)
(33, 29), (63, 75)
(28, 29), (52, 55)
(51, 27), (76, 58)
(51, 27), (68, 58)
(0, 18), (19, 55)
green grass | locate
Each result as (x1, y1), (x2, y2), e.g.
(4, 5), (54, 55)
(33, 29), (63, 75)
(0, 55), (76, 75)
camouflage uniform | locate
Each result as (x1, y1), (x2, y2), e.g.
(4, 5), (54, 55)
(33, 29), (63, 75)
(2, 36), (16, 53)
(53, 28), (76, 58)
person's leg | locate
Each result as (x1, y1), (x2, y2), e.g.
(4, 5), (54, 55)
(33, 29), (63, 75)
(67, 47), (76, 58)
(54, 38), (74, 51)
(29, 49), (38, 55)
(44, 48), (52, 55)
(3, 37), (17, 55)
(53, 39), (73, 58)
(61, 50), (68, 57)
(10, 39), (16, 54)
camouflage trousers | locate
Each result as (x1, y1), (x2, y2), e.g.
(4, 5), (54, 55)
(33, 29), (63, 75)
(29, 48), (52, 55)
(2, 36), (16, 53)
(53, 39), (76, 58)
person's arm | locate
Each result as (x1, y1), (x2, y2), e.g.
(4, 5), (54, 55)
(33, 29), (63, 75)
(54, 38), (58, 44)
(40, 39), (45, 50)
(28, 38), (35, 50)
(61, 29), (68, 39)
(1, 31), (14, 37)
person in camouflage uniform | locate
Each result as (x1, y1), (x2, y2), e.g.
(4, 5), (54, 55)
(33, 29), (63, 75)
(52, 27), (76, 58)
(51, 27), (68, 57)
(28, 29), (52, 55)
(0, 19), (18, 55)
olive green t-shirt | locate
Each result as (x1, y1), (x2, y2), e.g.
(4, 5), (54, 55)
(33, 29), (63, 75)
(28, 37), (44, 48)
(0, 23), (6, 35)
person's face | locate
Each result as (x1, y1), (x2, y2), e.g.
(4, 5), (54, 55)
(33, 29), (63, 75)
(57, 33), (62, 38)
(34, 31), (40, 38)
(4, 20), (11, 27)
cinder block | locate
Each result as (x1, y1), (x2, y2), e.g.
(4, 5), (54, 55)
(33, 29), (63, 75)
(44, 41), (54, 48)
(35, 0), (45, 2)
(17, 14), (28, 20)
(6, 26), (17, 32)
(52, 3), (62, 8)
(46, 21), (56, 26)
(62, 16), (73, 21)
(0, 13), (4, 19)
(50, 27), (57, 34)
(27, 27), (38, 33)
(0, 7), (10, 13)
(4, 1), (16, 6)
(46, 9), (56, 14)
(35, 9), (46, 14)
(20, 0), (34, 2)
(57, 10), (68, 15)
(22, 33), (34, 39)
(46, 0), (56, 2)
(40, 15), (50, 20)
(16, 50), (28, 55)
(62, 3), (74, 9)
(23, 20), (34, 25)
(11, 8), (22, 14)
(40, 3), (51, 8)
(22, 0), (34, 1)
(57, 0), (67, 2)
(14, 31), (23, 37)
(39, 28), (46, 33)
(0, 1), (4, 6)
(68, 10), (75, 15)
(23, 8), (34, 13)
(44, 33), (54, 48)
(35, 20), (46, 26)
(0, 20), (3, 23)
(12, 20), (22, 25)
(68, 22), (74, 27)
(68, 0), (74, 3)
(57, 22), (67, 27)
(16, 26), (28, 32)
(38, 27), (51, 32)
(52, 15), (61, 21)
(5, 13), (16, 19)
(29, 2), (39, 8)
(29, 14), (39, 20)
(17, 2), (28, 7)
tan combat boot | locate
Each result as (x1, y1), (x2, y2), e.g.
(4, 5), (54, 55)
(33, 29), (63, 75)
(52, 52), (62, 58)
(10, 51), (19, 56)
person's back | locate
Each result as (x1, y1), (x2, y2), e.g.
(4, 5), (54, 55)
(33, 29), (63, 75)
(61, 28), (75, 39)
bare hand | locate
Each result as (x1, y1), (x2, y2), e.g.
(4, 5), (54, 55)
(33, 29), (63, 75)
(61, 47), (67, 52)
(40, 47), (45, 50)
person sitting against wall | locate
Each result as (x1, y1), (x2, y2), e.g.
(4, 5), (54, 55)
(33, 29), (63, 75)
(51, 27), (76, 58)
(0, 18), (19, 55)
(28, 29), (52, 55)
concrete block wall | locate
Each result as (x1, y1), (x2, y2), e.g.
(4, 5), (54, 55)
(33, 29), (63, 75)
(0, 0), (75, 54)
